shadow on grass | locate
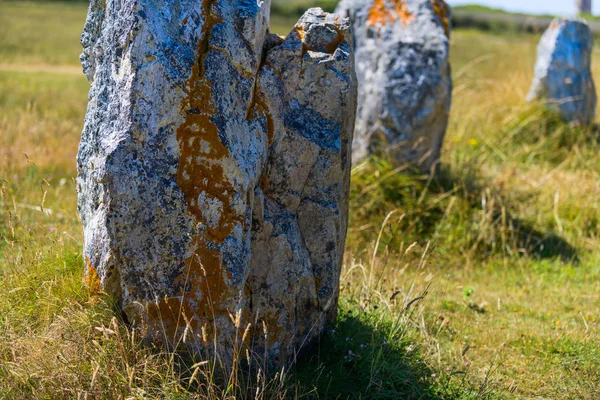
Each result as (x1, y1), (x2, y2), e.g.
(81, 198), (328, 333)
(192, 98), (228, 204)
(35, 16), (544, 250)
(349, 158), (578, 265)
(437, 166), (579, 264)
(291, 309), (447, 399)
(515, 223), (578, 263)
(130, 305), (451, 399)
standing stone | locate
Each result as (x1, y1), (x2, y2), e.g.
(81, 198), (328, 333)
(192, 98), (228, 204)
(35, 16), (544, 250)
(576, 0), (592, 15)
(527, 18), (596, 125)
(335, 0), (452, 172)
(78, 0), (357, 368)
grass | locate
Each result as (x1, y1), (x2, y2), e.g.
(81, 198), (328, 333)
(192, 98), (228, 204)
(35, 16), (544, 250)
(271, 0), (337, 17)
(1, 2), (600, 399)
(451, 4), (554, 18)
(450, 5), (600, 36)
(0, 2), (86, 66)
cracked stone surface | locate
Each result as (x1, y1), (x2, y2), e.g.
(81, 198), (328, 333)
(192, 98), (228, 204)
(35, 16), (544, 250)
(527, 18), (596, 125)
(336, 0), (452, 171)
(78, 0), (357, 367)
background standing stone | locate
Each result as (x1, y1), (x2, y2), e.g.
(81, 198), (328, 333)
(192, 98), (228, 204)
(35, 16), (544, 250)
(576, 0), (592, 15)
(527, 18), (596, 126)
(336, 0), (452, 172)
(78, 0), (357, 367)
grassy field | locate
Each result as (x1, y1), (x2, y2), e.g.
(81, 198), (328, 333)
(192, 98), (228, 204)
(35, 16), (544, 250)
(1, 2), (600, 399)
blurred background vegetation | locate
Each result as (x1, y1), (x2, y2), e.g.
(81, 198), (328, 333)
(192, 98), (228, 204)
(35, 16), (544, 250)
(4, 0), (600, 37)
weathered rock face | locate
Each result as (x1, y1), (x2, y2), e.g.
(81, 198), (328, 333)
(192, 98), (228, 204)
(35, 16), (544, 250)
(78, 0), (357, 367)
(527, 18), (596, 125)
(335, 0), (452, 172)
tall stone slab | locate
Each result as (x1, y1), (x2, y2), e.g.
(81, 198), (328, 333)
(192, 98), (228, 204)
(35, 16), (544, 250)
(336, 0), (452, 172)
(78, 0), (357, 367)
(576, 0), (592, 15)
(527, 18), (596, 125)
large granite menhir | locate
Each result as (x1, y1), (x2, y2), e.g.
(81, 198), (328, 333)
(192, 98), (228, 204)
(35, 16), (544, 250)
(78, 0), (357, 367)
(527, 18), (596, 125)
(336, 0), (452, 172)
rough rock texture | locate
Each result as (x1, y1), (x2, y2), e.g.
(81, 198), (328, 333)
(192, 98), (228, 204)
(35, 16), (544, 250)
(78, 0), (357, 367)
(335, 0), (452, 172)
(527, 18), (596, 125)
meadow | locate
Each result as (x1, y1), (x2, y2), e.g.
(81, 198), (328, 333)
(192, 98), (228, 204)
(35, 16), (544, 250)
(1, 1), (600, 399)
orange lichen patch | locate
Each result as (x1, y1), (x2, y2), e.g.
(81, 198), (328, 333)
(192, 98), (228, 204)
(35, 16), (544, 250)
(176, 110), (239, 242)
(176, 7), (236, 242)
(430, 0), (450, 37)
(295, 25), (306, 41)
(294, 26), (310, 57)
(325, 30), (346, 54)
(85, 256), (101, 295)
(147, 296), (189, 336)
(150, 240), (231, 338)
(260, 310), (287, 346)
(367, 0), (415, 28)
(295, 24), (346, 55)
(169, 0), (250, 344)
(176, 6), (238, 242)
(183, 240), (228, 317)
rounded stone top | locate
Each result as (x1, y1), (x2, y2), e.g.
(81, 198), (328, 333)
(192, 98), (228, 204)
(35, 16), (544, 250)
(295, 8), (352, 54)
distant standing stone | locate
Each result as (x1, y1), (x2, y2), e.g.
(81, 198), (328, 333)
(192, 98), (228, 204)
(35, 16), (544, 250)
(78, 0), (357, 368)
(336, 0), (453, 172)
(527, 18), (596, 125)
(576, 0), (592, 15)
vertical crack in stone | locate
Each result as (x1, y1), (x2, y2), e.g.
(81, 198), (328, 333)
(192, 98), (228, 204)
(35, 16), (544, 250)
(245, 9), (357, 364)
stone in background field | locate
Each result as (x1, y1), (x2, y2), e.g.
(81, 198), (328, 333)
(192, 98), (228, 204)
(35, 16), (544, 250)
(78, 0), (357, 367)
(527, 18), (596, 125)
(336, 0), (453, 172)
(576, 0), (592, 15)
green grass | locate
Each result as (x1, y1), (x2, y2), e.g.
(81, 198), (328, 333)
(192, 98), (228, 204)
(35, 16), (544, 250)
(0, 0), (299, 67)
(271, 0), (337, 17)
(0, 2), (87, 65)
(2, 2), (600, 399)
(453, 4), (554, 18)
